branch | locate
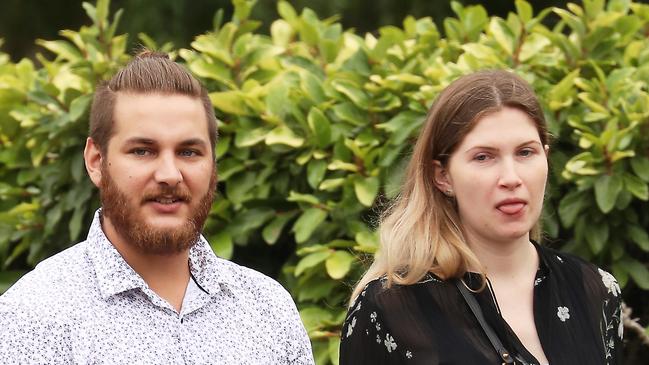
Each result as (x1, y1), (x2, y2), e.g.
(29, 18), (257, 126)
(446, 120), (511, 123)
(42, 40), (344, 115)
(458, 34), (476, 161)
(623, 302), (649, 347)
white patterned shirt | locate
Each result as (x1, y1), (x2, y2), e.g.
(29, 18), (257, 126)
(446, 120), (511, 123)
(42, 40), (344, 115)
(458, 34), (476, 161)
(0, 210), (314, 364)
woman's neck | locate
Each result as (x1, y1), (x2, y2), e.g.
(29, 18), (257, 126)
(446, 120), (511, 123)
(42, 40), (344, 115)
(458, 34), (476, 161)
(466, 234), (538, 281)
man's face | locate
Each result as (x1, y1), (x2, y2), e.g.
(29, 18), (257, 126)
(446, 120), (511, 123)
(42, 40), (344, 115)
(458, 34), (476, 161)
(97, 92), (216, 254)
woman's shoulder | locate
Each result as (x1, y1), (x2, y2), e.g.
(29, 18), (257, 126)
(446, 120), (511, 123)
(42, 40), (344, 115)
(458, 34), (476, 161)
(537, 243), (621, 298)
(351, 273), (447, 307)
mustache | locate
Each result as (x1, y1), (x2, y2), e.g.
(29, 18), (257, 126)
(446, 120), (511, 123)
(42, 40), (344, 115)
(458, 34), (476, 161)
(141, 186), (192, 203)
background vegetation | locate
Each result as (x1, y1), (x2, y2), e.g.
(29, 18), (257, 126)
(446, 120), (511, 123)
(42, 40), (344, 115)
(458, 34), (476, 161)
(1, 0), (648, 363)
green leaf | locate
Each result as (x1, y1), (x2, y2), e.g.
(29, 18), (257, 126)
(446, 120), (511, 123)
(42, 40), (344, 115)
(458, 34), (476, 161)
(293, 208), (328, 243)
(332, 80), (369, 108)
(623, 173), (649, 200)
(328, 337), (341, 365)
(558, 190), (587, 227)
(262, 212), (295, 245)
(515, 0), (534, 22)
(307, 159), (327, 189)
(69, 94), (92, 122)
(488, 18), (514, 55)
(69, 206), (85, 240)
(210, 231), (233, 259)
(622, 258), (649, 290)
(308, 107), (332, 148)
(628, 225), (649, 252)
(277, 1), (298, 24)
(332, 102), (366, 126)
(355, 231), (379, 253)
(354, 176), (379, 207)
(299, 306), (334, 333)
(585, 220), (609, 254)
(266, 126), (304, 148)
(297, 279), (338, 302)
(301, 71), (326, 104)
(325, 250), (354, 279)
(209, 91), (250, 115)
(319, 178), (346, 191)
(36, 40), (82, 61)
(594, 175), (623, 213)
(95, 0), (109, 24)
(548, 69), (580, 110)
(287, 191), (320, 205)
(233, 0), (256, 22)
(295, 250), (331, 276)
(630, 157), (649, 182)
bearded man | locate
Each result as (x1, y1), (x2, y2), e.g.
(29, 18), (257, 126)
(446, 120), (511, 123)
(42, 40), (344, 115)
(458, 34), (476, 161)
(0, 51), (314, 364)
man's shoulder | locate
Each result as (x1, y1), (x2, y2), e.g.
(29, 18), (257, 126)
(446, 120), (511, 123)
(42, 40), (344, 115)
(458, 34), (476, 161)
(0, 241), (94, 312)
(213, 256), (290, 296)
(208, 256), (296, 312)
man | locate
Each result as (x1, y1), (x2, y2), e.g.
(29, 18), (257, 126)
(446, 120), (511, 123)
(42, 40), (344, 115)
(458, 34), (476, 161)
(0, 51), (314, 364)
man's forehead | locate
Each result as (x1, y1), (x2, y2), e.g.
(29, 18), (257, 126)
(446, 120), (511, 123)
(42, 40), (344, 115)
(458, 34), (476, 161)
(111, 92), (209, 142)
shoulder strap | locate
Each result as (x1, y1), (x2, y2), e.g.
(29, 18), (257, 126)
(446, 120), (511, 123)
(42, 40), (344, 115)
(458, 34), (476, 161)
(454, 279), (516, 364)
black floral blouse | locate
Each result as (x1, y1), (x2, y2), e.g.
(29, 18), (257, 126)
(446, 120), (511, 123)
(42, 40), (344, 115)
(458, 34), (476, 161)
(340, 244), (623, 365)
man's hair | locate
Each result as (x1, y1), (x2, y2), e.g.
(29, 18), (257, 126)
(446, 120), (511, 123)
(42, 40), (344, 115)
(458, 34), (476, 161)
(89, 50), (218, 156)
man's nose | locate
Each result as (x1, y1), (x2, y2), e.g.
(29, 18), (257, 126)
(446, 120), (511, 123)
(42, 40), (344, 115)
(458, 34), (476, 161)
(154, 153), (183, 186)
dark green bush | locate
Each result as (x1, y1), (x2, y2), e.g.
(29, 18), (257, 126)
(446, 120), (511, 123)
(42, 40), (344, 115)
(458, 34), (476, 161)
(1, 0), (648, 363)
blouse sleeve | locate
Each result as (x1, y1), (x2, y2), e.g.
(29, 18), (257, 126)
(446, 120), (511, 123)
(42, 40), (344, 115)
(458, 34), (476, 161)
(598, 268), (623, 364)
(339, 282), (404, 365)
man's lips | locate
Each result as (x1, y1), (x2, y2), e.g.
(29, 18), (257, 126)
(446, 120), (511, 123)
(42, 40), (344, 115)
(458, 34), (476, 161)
(144, 196), (189, 213)
(496, 198), (527, 215)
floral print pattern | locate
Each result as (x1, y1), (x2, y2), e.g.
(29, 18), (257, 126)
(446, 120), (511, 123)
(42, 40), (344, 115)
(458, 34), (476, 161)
(340, 243), (623, 365)
(557, 306), (571, 322)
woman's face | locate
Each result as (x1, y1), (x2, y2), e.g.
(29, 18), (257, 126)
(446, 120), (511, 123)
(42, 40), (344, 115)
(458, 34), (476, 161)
(436, 107), (548, 245)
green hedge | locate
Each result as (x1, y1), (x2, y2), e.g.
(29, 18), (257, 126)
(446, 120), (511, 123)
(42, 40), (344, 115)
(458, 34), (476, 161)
(1, 0), (649, 363)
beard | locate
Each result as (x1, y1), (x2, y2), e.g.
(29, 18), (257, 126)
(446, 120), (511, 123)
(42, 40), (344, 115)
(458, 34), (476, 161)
(99, 165), (216, 255)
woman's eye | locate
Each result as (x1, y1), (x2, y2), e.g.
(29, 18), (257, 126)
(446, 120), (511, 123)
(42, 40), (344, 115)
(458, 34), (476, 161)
(519, 148), (534, 157)
(474, 154), (490, 161)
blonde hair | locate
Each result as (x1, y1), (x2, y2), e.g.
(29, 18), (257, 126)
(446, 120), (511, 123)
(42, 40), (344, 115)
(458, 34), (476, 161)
(351, 70), (549, 301)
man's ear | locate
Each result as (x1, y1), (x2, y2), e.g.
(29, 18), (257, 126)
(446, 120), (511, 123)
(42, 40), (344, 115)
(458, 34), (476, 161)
(84, 137), (103, 188)
(433, 160), (453, 196)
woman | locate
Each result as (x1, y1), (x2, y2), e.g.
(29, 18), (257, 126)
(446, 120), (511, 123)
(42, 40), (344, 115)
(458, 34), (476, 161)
(339, 70), (622, 365)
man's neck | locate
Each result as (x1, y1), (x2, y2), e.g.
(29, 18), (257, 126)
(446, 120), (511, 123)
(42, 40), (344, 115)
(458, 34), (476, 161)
(101, 216), (191, 313)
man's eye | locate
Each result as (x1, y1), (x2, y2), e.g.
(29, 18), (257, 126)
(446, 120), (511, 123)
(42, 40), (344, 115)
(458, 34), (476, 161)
(179, 149), (198, 157)
(132, 148), (150, 156)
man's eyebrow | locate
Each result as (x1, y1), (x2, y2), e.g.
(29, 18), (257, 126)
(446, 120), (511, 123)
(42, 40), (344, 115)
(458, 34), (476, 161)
(124, 137), (156, 145)
(178, 138), (208, 148)
(122, 138), (208, 148)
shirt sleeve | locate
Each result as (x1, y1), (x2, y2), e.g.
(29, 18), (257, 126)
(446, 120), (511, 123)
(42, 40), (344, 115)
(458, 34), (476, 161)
(274, 284), (315, 365)
(339, 282), (404, 365)
(0, 303), (73, 364)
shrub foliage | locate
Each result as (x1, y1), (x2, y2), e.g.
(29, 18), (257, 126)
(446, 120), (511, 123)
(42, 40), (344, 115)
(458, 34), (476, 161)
(1, 0), (648, 363)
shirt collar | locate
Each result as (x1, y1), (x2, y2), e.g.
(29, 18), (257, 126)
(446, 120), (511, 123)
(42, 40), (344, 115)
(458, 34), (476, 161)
(85, 209), (235, 299)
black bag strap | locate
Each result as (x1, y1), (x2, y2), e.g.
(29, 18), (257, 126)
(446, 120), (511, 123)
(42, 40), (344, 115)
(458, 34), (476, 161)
(454, 279), (517, 365)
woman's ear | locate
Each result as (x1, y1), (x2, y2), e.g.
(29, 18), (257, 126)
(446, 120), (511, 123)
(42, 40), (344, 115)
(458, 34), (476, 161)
(433, 160), (454, 197)
(84, 137), (103, 188)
